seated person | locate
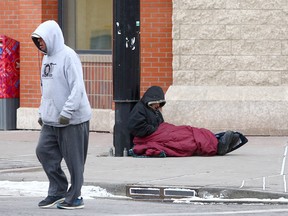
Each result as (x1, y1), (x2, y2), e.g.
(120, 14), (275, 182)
(128, 86), (248, 157)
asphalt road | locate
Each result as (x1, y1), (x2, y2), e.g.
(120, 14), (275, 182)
(1, 196), (288, 216)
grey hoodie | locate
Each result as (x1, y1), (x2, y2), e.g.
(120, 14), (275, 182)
(31, 20), (91, 126)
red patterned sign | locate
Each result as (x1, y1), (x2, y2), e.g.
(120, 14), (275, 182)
(0, 35), (20, 98)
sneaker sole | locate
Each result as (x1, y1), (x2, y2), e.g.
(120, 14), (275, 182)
(57, 204), (84, 210)
(38, 198), (65, 209)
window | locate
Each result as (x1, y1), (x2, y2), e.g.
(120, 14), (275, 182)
(59, 0), (112, 54)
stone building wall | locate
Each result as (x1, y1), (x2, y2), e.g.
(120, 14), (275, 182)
(164, 0), (288, 135)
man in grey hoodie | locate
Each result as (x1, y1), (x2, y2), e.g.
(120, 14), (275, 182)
(31, 20), (92, 210)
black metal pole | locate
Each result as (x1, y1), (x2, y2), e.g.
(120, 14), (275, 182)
(113, 0), (140, 156)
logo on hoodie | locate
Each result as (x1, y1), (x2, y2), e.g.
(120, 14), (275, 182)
(42, 63), (56, 78)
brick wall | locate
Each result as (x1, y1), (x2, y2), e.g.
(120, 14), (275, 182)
(19, 0), (58, 108)
(1, 0), (173, 109)
(140, 0), (173, 95)
(0, 0), (19, 39)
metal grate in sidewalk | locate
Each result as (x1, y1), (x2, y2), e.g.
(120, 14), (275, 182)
(126, 185), (197, 200)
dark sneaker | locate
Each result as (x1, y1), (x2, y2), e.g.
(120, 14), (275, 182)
(217, 130), (234, 155)
(38, 196), (65, 208)
(57, 197), (84, 210)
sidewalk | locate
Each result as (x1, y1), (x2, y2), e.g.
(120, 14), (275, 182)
(1, 130), (288, 202)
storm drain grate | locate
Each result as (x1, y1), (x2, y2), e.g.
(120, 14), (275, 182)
(130, 188), (160, 196)
(164, 188), (196, 197)
(127, 185), (197, 200)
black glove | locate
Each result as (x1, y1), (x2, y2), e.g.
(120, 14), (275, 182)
(59, 115), (70, 125)
(38, 118), (43, 126)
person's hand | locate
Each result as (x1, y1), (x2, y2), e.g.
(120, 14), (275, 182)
(38, 118), (43, 126)
(59, 115), (70, 125)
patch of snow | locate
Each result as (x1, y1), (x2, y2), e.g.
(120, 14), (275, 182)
(0, 181), (121, 199)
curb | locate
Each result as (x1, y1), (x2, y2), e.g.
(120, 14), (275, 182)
(125, 184), (288, 204)
(85, 182), (127, 196)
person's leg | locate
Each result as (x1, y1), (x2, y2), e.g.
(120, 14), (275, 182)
(57, 121), (89, 205)
(36, 125), (68, 207)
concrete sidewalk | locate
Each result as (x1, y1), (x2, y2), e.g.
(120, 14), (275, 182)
(1, 130), (288, 201)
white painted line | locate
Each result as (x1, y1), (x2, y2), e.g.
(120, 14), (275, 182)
(281, 145), (288, 175)
(116, 208), (288, 216)
(284, 175), (287, 193)
(239, 180), (245, 188)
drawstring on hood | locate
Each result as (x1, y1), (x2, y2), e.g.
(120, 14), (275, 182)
(31, 33), (44, 74)
(31, 33), (41, 52)
(141, 86), (166, 108)
(31, 20), (65, 56)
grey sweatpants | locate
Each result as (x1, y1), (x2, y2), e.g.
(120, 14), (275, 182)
(36, 121), (89, 204)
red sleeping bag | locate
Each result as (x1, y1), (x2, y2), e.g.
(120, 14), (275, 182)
(132, 122), (218, 157)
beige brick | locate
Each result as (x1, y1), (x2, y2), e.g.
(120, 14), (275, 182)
(214, 10), (286, 25)
(173, 40), (195, 55)
(194, 70), (235, 86)
(281, 71), (288, 85)
(258, 10), (288, 25)
(181, 0), (226, 9)
(173, 0), (180, 9)
(281, 41), (288, 55)
(180, 25), (226, 39)
(226, 0), (241, 9)
(173, 55), (180, 71)
(261, 56), (288, 70)
(236, 71), (281, 85)
(240, 0), (285, 9)
(215, 56), (260, 70)
(240, 10), (262, 24)
(213, 10), (242, 25)
(173, 70), (195, 85)
(232, 40), (281, 55)
(173, 9), (214, 25)
(172, 25), (180, 39)
(181, 55), (215, 70)
(226, 25), (241, 39)
(241, 25), (287, 39)
(194, 40), (231, 55)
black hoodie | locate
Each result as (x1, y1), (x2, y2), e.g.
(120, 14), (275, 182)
(128, 86), (166, 137)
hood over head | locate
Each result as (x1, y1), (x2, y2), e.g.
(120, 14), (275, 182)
(141, 86), (166, 108)
(31, 20), (65, 55)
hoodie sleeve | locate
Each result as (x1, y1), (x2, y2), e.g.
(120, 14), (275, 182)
(59, 55), (84, 119)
